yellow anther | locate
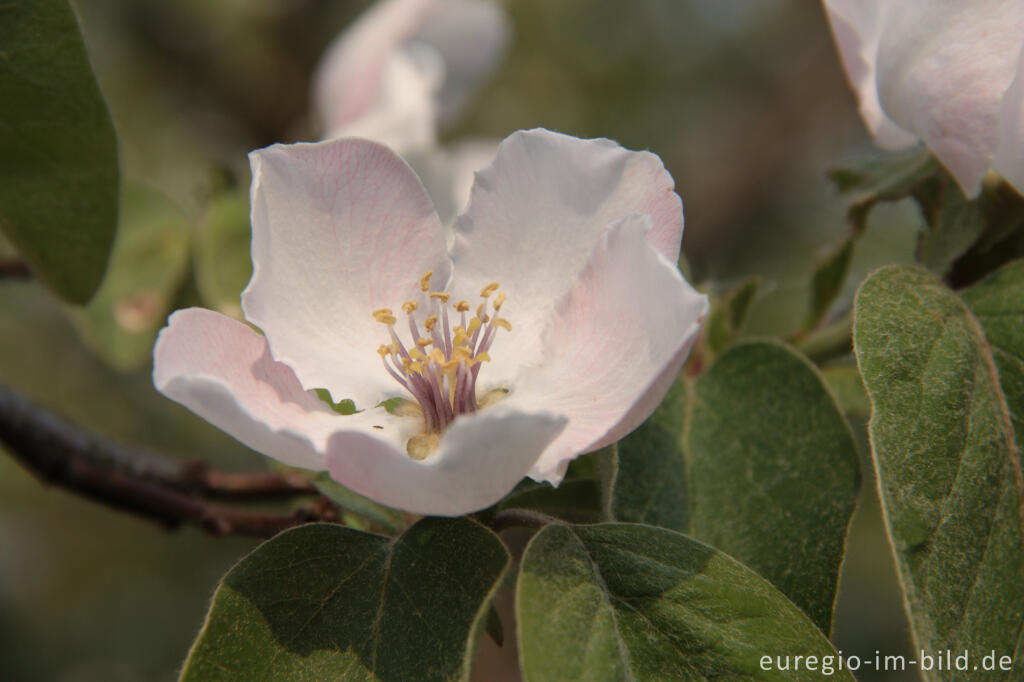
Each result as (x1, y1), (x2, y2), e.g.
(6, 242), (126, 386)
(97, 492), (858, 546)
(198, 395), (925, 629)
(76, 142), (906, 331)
(467, 317), (482, 334)
(401, 357), (412, 371)
(480, 282), (499, 298)
(416, 337), (432, 347)
(424, 315), (438, 331)
(402, 300), (418, 314)
(409, 361), (423, 373)
(453, 346), (472, 361)
(373, 308), (396, 325)
(419, 271), (433, 292)
(473, 352), (492, 365)
(430, 292), (451, 303)
(389, 341), (400, 355)
(440, 358), (460, 374)
(493, 292), (506, 310)
(377, 344), (391, 357)
(492, 318), (512, 332)
(455, 300), (470, 312)
(430, 348), (446, 365)
(409, 348), (426, 361)
(480, 314), (490, 324)
(453, 331), (468, 347)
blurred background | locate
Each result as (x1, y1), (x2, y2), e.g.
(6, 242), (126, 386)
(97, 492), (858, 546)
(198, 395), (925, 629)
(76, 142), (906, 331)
(0, 1), (923, 679)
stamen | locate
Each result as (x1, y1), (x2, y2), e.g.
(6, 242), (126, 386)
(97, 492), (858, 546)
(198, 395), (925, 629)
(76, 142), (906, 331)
(373, 308), (396, 325)
(373, 281), (513, 452)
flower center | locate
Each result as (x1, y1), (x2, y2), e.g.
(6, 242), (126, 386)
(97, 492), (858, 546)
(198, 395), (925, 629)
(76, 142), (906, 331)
(373, 271), (511, 451)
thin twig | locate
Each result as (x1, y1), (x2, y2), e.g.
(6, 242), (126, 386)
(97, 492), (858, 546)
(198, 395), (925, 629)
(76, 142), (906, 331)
(0, 259), (31, 279)
(0, 383), (336, 538)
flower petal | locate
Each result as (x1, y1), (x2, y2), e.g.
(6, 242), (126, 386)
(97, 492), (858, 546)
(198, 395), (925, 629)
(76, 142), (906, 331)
(326, 406), (567, 516)
(313, 0), (440, 139)
(416, 0), (509, 129)
(326, 47), (440, 151)
(822, 0), (917, 149)
(153, 308), (340, 470)
(875, 0), (1024, 195)
(242, 138), (451, 407)
(451, 129), (684, 383)
(995, 42), (1024, 194)
(501, 214), (708, 484)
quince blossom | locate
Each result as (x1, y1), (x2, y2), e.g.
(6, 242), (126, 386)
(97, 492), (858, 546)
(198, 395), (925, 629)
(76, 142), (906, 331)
(313, 0), (507, 154)
(153, 129), (707, 516)
(824, 0), (1024, 195)
(313, 0), (508, 224)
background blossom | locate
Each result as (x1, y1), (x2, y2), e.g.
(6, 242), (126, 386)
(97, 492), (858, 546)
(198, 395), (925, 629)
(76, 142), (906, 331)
(824, 0), (1024, 195)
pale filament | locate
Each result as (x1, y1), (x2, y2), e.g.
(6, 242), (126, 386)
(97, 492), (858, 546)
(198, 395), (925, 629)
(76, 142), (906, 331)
(373, 271), (511, 433)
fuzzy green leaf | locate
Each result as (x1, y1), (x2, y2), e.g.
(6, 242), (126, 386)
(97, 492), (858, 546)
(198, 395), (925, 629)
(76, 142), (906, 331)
(500, 450), (605, 523)
(0, 0), (120, 304)
(180, 518), (508, 682)
(853, 265), (1024, 679)
(607, 377), (689, 532)
(917, 182), (988, 276)
(804, 238), (853, 332)
(685, 341), (860, 634)
(516, 523), (854, 682)
(704, 277), (760, 355)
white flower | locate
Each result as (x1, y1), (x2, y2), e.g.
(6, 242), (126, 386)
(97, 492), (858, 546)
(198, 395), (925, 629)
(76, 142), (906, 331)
(313, 0), (508, 153)
(153, 129), (707, 516)
(824, 0), (1024, 195)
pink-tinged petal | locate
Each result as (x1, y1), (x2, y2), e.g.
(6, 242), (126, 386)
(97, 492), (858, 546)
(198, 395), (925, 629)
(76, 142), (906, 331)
(313, 0), (439, 137)
(822, 0), (917, 149)
(451, 129), (683, 384)
(153, 308), (336, 470)
(326, 406), (567, 516)
(445, 138), (499, 218)
(327, 48), (440, 151)
(995, 44), (1024, 194)
(242, 138), (451, 408)
(875, 0), (1024, 196)
(501, 215), (708, 484)
(417, 0), (509, 129)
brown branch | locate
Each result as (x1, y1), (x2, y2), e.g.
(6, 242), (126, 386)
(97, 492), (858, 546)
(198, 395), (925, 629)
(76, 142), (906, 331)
(0, 383), (337, 538)
(177, 460), (319, 499)
(0, 259), (31, 280)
